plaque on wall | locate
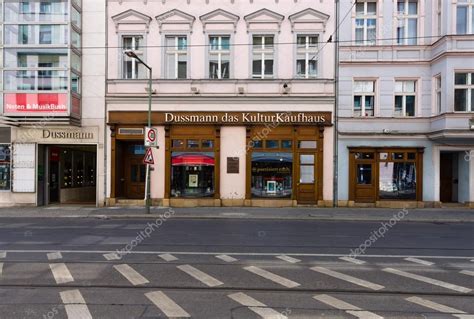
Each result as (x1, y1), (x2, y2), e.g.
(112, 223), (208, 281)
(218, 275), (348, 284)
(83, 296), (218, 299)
(227, 157), (239, 174)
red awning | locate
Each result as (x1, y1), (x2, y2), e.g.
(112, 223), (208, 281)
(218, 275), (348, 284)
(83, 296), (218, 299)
(172, 154), (215, 166)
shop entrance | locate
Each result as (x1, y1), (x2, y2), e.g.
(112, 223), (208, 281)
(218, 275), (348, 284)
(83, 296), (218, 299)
(439, 151), (470, 204)
(116, 142), (146, 199)
(39, 145), (97, 205)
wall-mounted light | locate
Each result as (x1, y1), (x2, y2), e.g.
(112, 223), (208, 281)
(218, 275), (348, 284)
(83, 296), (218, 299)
(282, 83), (290, 94)
(191, 87), (200, 94)
(238, 87), (245, 94)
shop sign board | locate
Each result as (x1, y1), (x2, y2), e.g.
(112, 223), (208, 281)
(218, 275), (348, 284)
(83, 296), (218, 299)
(3, 93), (68, 115)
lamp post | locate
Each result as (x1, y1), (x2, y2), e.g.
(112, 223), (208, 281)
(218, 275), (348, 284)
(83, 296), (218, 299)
(124, 50), (153, 214)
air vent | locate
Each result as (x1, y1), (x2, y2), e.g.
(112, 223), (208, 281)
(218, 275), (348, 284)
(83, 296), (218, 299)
(118, 128), (144, 135)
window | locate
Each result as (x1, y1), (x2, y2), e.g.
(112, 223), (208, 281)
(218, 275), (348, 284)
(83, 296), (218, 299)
(251, 152), (292, 198)
(122, 35), (144, 79)
(353, 80), (375, 117)
(252, 35), (274, 78)
(435, 75), (442, 113)
(454, 72), (474, 112)
(209, 36), (230, 79)
(39, 25), (52, 44)
(456, 0), (474, 34)
(165, 36), (187, 79)
(396, 0), (418, 45)
(355, 1), (377, 45)
(394, 80), (416, 116)
(379, 152), (417, 200)
(0, 145), (11, 191)
(296, 35), (318, 78)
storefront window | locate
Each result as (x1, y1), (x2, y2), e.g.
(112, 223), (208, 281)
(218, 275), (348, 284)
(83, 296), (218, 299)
(62, 149), (73, 188)
(0, 145), (11, 191)
(379, 162), (416, 200)
(251, 152), (292, 198)
(171, 152), (215, 198)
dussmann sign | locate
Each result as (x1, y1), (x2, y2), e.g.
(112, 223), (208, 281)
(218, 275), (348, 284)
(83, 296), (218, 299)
(109, 111), (332, 126)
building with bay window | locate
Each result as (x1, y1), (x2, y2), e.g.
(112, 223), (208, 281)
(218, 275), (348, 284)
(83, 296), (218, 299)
(337, 0), (474, 208)
(106, 0), (336, 207)
(0, 0), (106, 206)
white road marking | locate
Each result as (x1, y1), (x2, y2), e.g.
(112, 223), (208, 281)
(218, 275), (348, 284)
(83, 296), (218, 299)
(339, 256), (366, 265)
(276, 255), (301, 264)
(114, 264), (149, 286)
(47, 252), (63, 260)
(145, 291), (190, 318)
(404, 257), (434, 266)
(406, 296), (467, 314)
(313, 294), (383, 319)
(60, 289), (92, 319)
(103, 253), (121, 260)
(0, 251), (6, 258)
(1, 250), (474, 259)
(311, 266), (384, 291)
(158, 253), (178, 262)
(244, 266), (300, 288)
(383, 268), (472, 293)
(228, 292), (287, 319)
(216, 254), (237, 263)
(454, 315), (474, 319)
(0, 263), (3, 276)
(50, 263), (74, 284)
(460, 270), (474, 277)
(177, 264), (223, 287)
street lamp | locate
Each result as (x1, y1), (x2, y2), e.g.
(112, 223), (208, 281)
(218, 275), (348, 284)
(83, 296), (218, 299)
(124, 50), (153, 214)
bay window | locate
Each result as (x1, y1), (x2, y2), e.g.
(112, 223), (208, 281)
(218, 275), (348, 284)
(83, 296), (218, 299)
(394, 80), (416, 116)
(456, 0), (474, 34)
(209, 36), (230, 79)
(454, 72), (474, 112)
(396, 0), (418, 45)
(296, 35), (318, 78)
(165, 36), (188, 79)
(252, 35), (274, 78)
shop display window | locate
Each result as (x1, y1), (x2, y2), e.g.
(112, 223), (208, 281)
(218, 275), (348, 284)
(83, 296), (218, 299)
(171, 152), (215, 198)
(61, 149), (73, 188)
(0, 145), (11, 191)
(60, 148), (96, 189)
(379, 162), (416, 200)
(251, 152), (293, 198)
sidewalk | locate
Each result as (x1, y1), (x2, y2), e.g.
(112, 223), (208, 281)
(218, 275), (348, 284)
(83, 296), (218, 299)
(0, 206), (473, 223)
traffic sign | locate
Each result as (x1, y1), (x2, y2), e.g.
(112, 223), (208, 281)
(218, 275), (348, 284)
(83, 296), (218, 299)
(143, 148), (154, 165)
(145, 127), (158, 147)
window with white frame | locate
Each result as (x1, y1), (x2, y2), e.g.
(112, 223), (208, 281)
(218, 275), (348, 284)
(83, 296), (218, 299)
(122, 35), (144, 79)
(456, 0), (474, 34)
(355, 1), (377, 45)
(296, 35), (318, 78)
(394, 80), (416, 116)
(209, 36), (230, 79)
(252, 35), (274, 78)
(165, 36), (187, 79)
(435, 75), (442, 113)
(353, 80), (375, 117)
(454, 72), (474, 112)
(396, 0), (418, 45)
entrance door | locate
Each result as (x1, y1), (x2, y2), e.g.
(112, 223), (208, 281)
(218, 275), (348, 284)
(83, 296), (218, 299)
(297, 153), (317, 204)
(124, 148), (146, 199)
(440, 153), (454, 202)
(48, 161), (60, 203)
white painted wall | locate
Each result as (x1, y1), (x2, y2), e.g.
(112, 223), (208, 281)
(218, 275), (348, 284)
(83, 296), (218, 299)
(220, 126), (247, 200)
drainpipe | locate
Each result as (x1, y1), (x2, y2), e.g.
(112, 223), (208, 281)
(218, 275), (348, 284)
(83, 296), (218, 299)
(103, 0), (109, 207)
(333, 0), (340, 208)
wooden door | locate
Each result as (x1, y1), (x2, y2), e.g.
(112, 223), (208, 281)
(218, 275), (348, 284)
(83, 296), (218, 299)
(297, 153), (317, 204)
(350, 152), (376, 203)
(125, 157), (146, 199)
(440, 153), (453, 203)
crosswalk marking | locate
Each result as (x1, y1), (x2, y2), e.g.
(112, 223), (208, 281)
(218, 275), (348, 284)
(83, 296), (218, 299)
(0, 251), (6, 259)
(276, 255), (301, 264)
(60, 289), (92, 319)
(158, 253), (178, 262)
(50, 263), (74, 284)
(177, 264), (223, 287)
(216, 254), (237, 263)
(311, 266), (384, 291)
(404, 257), (434, 266)
(47, 252), (63, 260)
(383, 268), (472, 293)
(103, 252), (121, 260)
(228, 292), (287, 319)
(460, 270), (474, 277)
(313, 294), (383, 319)
(406, 296), (468, 314)
(145, 291), (190, 318)
(244, 266), (300, 288)
(339, 256), (366, 265)
(113, 264), (149, 286)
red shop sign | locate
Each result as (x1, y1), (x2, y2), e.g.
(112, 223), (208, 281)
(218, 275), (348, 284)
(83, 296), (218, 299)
(3, 93), (68, 114)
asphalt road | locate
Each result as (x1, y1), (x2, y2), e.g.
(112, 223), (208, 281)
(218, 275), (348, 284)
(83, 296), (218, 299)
(0, 216), (473, 319)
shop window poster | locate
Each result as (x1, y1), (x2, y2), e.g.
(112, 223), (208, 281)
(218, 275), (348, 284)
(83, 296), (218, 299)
(189, 174), (198, 188)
